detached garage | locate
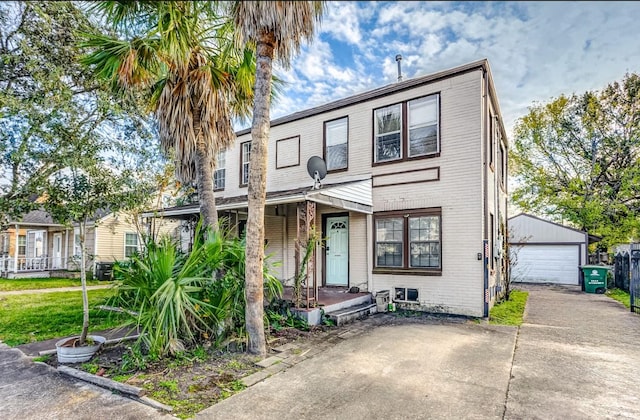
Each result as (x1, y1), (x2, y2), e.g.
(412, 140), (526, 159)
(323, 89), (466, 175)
(508, 213), (590, 285)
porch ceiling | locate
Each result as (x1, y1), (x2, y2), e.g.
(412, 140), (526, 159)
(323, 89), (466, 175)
(145, 178), (373, 219)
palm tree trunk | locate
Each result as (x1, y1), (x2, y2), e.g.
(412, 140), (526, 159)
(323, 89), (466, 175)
(194, 108), (218, 230)
(245, 33), (276, 356)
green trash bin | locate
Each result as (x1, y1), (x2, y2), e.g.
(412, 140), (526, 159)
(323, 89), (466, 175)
(581, 265), (609, 294)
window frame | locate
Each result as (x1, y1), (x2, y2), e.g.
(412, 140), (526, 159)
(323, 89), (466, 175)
(323, 116), (349, 173)
(239, 141), (251, 187)
(373, 208), (442, 275)
(372, 93), (441, 166)
(124, 232), (139, 258)
(214, 150), (226, 191)
(17, 234), (27, 256)
(73, 228), (81, 257)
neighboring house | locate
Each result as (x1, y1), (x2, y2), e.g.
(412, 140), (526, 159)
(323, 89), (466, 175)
(145, 59), (508, 318)
(508, 213), (600, 285)
(0, 207), (180, 279)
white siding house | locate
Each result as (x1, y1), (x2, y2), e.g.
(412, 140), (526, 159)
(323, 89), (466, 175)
(150, 59), (509, 318)
(508, 213), (590, 285)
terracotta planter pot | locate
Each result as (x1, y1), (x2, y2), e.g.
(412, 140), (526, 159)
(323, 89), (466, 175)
(55, 335), (106, 364)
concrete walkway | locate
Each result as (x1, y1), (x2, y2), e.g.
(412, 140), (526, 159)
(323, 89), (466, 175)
(0, 343), (170, 420)
(0, 284), (112, 296)
(505, 284), (640, 419)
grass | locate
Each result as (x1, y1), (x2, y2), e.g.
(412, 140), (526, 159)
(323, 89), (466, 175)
(489, 290), (529, 326)
(0, 277), (107, 292)
(0, 289), (126, 346)
(606, 288), (631, 309)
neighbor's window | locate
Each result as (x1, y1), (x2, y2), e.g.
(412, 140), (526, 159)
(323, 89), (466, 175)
(374, 94), (440, 164)
(124, 232), (139, 258)
(73, 228), (81, 256)
(375, 209), (441, 272)
(240, 142), (251, 186)
(325, 117), (348, 171)
(374, 104), (402, 162)
(18, 235), (26, 256)
(214, 150), (226, 190)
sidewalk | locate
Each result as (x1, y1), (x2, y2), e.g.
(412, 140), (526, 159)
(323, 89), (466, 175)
(0, 341), (168, 419)
(0, 284), (112, 296)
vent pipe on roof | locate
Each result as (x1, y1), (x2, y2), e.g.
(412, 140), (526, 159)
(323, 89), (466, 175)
(395, 54), (403, 82)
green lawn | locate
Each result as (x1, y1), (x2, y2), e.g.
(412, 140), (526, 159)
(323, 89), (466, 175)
(0, 289), (126, 346)
(489, 290), (529, 326)
(606, 288), (631, 309)
(0, 277), (107, 292)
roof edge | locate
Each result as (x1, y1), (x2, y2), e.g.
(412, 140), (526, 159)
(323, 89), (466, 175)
(236, 59), (489, 136)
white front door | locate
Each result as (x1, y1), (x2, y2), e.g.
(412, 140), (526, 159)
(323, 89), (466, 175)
(52, 233), (62, 269)
(325, 216), (349, 286)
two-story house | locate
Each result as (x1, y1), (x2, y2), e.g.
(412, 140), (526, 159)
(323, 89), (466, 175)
(150, 59), (509, 318)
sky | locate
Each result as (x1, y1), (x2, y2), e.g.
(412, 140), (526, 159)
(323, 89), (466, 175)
(259, 1), (640, 138)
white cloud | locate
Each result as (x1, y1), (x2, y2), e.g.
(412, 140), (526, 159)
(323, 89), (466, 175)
(273, 1), (640, 138)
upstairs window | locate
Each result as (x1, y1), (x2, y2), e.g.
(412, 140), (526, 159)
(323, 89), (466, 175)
(408, 96), (439, 157)
(214, 151), (226, 190)
(373, 94), (440, 164)
(240, 142), (251, 186)
(374, 104), (402, 162)
(324, 117), (349, 171)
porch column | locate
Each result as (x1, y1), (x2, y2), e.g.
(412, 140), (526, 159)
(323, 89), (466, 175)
(64, 228), (69, 269)
(13, 224), (18, 273)
(366, 214), (373, 293)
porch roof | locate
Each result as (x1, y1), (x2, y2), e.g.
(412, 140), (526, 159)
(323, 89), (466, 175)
(144, 178), (373, 219)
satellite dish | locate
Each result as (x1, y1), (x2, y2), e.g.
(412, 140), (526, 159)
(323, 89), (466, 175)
(306, 156), (327, 190)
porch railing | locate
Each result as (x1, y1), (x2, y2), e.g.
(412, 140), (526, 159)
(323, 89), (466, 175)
(0, 255), (63, 273)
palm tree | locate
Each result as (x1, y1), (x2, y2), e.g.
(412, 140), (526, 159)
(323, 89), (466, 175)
(230, 1), (325, 356)
(82, 1), (255, 229)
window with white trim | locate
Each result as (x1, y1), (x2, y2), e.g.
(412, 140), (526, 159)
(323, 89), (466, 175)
(73, 228), (81, 257)
(374, 209), (441, 272)
(240, 142), (251, 186)
(324, 117), (348, 171)
(124, 232), (139, 258)
(18, 235), (26, 256)
(373, 94), (440, 164)
(214, 151), (226, 190)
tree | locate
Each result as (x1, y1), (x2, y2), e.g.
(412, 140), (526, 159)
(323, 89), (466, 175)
(0, 1), (157, 227)
(83, 1), (256, 230)
(231, 1), (325, 355)
(45, 159), (151, 346)
(511, 73), (640, 249)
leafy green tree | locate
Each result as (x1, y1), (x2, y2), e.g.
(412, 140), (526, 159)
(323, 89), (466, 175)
(45, 159), (152, 346)
(0, 1), (158, 227)
(511, 73), (640, 249)
(230, 1), (325, 356)
(83, 1), (256, 230)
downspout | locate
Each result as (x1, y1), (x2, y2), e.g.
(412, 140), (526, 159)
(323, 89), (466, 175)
(366, 214), (373, 293)
(93, 224), (98, 278)
(483, 68), (490, 317)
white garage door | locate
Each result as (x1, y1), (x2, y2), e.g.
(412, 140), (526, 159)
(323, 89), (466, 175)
(511, 245), (580, 284)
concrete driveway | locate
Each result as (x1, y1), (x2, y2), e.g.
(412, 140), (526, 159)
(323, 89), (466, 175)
(200, 285), (640, 420)
(505, 284), (640, 419)
(197, 319), (518, 420)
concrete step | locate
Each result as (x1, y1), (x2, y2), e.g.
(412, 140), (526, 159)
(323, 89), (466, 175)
(327, 303), (377, 326)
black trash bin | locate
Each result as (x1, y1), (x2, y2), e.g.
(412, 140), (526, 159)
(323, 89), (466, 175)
(95, 262), (114, 281)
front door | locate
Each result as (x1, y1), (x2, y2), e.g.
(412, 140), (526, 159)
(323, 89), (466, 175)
(325, 216), (349, 286)
(52, 233), (62, 269)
